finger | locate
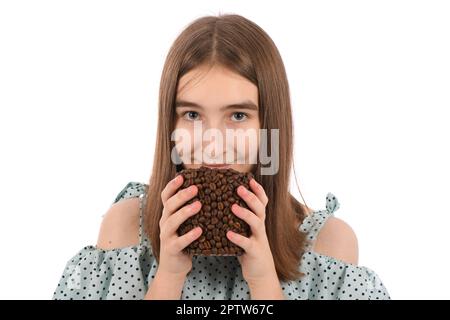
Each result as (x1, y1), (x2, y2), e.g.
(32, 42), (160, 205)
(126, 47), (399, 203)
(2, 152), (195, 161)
(175, 226), (203, 251)
(164, 200), (202, 235)
(161, 185), (198, 222)
(226, 230), (251, 252)
(249, 178), (269, 206)
(161, 175), (184, 204)
(236, 185), (265, 220)
(231, 203), (264, 236)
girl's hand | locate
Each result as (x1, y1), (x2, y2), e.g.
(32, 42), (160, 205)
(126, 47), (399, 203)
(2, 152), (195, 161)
(158, 174), (203, 278)
(226, 178), (278, 286)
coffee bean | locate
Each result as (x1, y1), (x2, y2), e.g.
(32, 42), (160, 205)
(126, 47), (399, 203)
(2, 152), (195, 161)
(176, 166), (254, 256)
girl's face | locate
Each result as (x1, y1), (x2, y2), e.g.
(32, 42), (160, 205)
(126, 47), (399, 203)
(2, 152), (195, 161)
(174, 64), (260, 173)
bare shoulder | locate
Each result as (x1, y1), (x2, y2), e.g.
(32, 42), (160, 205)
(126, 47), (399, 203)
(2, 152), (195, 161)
(96, 197), (141, 250)
(312, 216), (359, 265)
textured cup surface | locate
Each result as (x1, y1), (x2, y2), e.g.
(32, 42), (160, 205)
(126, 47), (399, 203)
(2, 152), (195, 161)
(176, 166), (254, 256)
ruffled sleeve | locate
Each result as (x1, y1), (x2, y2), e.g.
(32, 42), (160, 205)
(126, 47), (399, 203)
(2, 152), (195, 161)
(290, 192), (391, 300)
(300, 192), (341, 248)
(52, 182), (157, 300)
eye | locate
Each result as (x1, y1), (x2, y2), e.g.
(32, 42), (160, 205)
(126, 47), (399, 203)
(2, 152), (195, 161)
(231, 112), (248, 122)
(183, 111), (200, 121)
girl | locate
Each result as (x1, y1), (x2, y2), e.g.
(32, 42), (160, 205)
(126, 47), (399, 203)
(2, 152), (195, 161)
(53, 14), (390, 300)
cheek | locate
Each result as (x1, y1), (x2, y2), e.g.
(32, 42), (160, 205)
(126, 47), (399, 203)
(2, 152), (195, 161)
(245, 119), (260, 148)
(174, 116), (187, 130)
(249, 120), (261, 163)
(230, 120), (260, 163)
(173, 122), (195, 162)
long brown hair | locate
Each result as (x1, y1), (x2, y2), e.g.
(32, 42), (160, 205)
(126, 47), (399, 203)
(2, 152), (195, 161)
(145, 14), (310, 282)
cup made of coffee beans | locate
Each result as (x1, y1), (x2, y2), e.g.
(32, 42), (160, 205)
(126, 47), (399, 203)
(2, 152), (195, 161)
(175, 166), (255, 256)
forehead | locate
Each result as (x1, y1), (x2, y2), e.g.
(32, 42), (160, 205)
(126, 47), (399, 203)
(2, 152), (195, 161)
(177, 64), (258, 106)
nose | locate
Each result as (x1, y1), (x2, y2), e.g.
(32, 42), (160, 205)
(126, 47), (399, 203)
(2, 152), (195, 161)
(200, 121), (229, 162)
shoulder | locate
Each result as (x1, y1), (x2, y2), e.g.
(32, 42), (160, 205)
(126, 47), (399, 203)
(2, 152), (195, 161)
(96, 197), (141, 250)
(312, 216), (359, 265)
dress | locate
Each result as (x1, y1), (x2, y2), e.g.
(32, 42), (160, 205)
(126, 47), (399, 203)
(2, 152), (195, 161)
(53, 182), (390, 300)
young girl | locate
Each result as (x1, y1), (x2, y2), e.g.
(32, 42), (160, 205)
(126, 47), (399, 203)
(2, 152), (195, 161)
(53, 14), (390, 300)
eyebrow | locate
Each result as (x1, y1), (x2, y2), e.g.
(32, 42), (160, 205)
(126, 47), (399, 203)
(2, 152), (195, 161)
(175, 99), (258, 112)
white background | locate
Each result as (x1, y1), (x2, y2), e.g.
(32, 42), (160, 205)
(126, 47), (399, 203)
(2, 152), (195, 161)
(1, 0), (449, 299)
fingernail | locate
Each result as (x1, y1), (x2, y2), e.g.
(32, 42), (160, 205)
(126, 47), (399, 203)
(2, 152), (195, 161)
(240, 186), (248, 195)
(191, 201), (200, 210)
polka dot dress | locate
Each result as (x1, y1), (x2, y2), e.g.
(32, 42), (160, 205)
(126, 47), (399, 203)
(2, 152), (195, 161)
(53, 182), (390, 300)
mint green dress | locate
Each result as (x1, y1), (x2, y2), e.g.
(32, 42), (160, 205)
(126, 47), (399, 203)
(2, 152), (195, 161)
(53, 182), (390, 300)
